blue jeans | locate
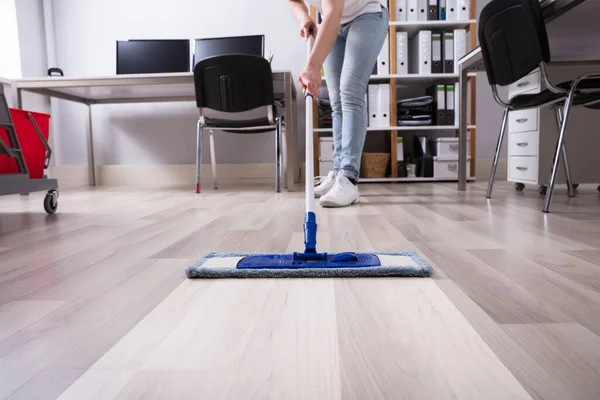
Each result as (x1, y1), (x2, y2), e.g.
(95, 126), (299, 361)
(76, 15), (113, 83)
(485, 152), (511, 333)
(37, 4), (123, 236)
(323, 6), (389, 181)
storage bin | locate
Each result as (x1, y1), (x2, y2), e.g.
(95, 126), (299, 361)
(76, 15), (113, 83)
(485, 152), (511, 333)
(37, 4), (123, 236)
(319, 137), (334, 161)
(319, 160), (334, 175)
(0, 109), (50, 179)
(435, 137), (469, 159)
(433, 156), (471, 179)
(360, 152), (390, 178)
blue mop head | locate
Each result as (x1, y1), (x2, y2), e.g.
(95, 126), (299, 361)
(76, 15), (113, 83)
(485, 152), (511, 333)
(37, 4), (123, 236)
(185, 251), (433, 279)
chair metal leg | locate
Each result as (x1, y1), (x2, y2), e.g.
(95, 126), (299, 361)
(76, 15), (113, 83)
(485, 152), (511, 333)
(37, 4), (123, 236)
(195, 121), (203, 193)
(486, 108), (509, 199)
(554, 107), (575, 198)
(544, 90), (576, 213)
(275, 117), (282, 193)
(208, 129), (218, 190)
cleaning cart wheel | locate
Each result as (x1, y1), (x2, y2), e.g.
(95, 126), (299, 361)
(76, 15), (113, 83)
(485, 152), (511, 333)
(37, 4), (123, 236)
(514, 183), (525, 192)
(539, 185), (548, 196)
(44, 190), (58, 215)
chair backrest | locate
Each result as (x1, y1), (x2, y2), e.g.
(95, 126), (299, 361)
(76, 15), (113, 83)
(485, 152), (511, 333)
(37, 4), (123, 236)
(479, 0), (550, 86)
(193, 54), (274, 113)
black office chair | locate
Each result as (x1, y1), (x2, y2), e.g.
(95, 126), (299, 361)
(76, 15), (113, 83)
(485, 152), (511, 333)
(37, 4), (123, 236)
(480, 0), (600, 212)
(193, 54), (282, 193)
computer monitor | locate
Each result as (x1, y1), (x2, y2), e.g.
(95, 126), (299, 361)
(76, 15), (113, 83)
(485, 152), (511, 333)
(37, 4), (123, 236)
(116, 39), (190, 75)
(193, 35), (265, 66)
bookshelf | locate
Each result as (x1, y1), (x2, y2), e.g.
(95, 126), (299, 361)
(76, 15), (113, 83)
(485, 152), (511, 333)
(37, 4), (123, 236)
(309, 0), (478, 182)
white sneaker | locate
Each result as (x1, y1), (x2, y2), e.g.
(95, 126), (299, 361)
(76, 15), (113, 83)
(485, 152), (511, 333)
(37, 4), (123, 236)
(314, 171), (336, 198)
(319, 171), (359, 207)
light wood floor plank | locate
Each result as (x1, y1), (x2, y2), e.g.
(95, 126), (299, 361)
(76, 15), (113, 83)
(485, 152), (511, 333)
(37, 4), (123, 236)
(334, 279), (532, 399)
(503, 323), (600, 400)
(0, 182), (598, 399)
(469, 249), (600, 336)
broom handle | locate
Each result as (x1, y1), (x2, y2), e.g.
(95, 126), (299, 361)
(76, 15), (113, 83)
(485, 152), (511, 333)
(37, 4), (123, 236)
(305, 31), (315, 214)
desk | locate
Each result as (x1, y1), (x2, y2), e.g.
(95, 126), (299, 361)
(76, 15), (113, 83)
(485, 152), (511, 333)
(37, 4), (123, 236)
(457, 0), (589, 190)
(10, 71), (298, 190)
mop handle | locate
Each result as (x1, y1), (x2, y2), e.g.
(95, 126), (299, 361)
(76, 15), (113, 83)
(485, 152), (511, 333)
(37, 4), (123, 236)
(305, 31), (315, 214)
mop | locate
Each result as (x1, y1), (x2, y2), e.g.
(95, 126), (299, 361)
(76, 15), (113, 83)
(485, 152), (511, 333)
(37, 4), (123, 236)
(186, 33), (432, 279)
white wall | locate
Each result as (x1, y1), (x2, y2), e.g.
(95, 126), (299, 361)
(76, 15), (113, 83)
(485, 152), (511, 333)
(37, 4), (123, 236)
(15, 0), (50, 114)
(50, 0), (305, 166)
(0, 0), (23, 79)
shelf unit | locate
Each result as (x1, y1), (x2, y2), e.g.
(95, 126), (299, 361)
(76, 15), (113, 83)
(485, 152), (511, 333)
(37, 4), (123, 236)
(314, 125), (460, 133)
(361, 176), (477, 183)
(309, 0), (478, 182)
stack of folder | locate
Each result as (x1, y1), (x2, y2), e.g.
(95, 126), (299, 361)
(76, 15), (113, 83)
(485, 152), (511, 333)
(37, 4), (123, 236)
(396, 95), (434, 126)
(394, 0), (470, 22)
(367, 84), (391, 128)
(426, 84), (457, 126)
(407, 29), (467, 75)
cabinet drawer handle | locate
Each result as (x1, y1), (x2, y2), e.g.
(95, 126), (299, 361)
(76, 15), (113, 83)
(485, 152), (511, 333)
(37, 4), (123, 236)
(449, 144), (458, 151)
(516, 142), (528, 147)
(516, 118), (528, 123)
(447, 164), (458, 172)
(517, 81), (530, 88)
(516, 166), (528, 171)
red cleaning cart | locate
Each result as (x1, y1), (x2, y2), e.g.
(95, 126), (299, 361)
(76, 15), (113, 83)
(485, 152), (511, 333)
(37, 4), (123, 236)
(0, 84), (59, 214)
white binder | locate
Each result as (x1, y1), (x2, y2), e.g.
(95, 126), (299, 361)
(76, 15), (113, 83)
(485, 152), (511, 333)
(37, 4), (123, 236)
(378, 84), (391, 127)
(407, 0), (419, 21)
(395, 0), (407, 21)
(446, 0), (458, 21)
(457, 0), (470, 21)
(443, 32), (455, 73)
(418, 0), (428, 21)
(368, 84), (379, 127)
(436, 85), (446, 125)
(453, 29), (468, 64)
(410, 30), (432, 75)
(377, 34), (390, 75)
(396, 32), (409, 75)
(431, 33), (443, 73)
(454, 83), (460, 126)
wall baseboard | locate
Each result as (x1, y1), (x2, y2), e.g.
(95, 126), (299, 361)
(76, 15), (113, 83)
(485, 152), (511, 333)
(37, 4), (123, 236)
(50, 159), (506, 189)
(50, 163), (277, 188)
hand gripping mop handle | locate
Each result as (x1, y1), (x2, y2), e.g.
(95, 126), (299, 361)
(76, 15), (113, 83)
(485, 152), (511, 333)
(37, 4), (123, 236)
(303, 30), (317, 254)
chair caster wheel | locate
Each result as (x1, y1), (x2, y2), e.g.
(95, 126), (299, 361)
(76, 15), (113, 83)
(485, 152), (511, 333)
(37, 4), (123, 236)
(514, 183), (525, 192)
(539, 185), (548, 196)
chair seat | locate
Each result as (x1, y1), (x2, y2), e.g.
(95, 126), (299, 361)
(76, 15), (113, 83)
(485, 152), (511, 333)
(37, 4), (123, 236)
(204, 116), (273, 128)
(555, 78), (600, 109)
(509, 90), (564, 109)
(558, 77), (600, 90)
(204, 116), (276, 134)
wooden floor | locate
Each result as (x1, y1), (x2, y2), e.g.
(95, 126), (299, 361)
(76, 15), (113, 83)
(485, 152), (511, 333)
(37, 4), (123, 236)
(0, 181), (599, 399)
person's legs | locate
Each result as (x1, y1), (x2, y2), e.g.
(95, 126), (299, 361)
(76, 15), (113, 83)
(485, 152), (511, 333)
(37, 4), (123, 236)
(338, 7), (389, 182)
(322, 31), (346, 173)
(314, 28), (346, 198)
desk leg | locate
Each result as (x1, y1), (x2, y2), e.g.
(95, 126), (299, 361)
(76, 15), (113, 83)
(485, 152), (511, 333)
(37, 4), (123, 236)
(458, 67), (468, 191)
(12, 86), (23, 109)
(85, 104), (96, 186)
(284, 74), (295, 191)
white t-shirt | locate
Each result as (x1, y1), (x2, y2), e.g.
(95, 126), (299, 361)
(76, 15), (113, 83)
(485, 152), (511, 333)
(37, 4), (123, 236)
(305, 0), (384, 24)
